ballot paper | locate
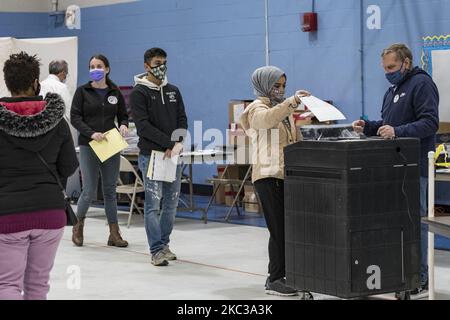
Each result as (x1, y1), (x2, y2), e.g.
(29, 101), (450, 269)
(89, 128), (129, 162)
(300, 96), (346, 122)
(147, 150), (178, 182)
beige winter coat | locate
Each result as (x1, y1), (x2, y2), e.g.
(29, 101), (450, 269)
(239, 96), (301, 183)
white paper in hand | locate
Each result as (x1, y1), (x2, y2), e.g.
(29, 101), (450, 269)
(147, 151), (178, 182)
(300, 96), (346, 122)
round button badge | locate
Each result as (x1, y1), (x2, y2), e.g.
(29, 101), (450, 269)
(108, 96), (118, 105)
(393, 94), (400, 103)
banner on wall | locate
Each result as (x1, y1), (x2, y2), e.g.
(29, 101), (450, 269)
(422, 34), (450, 125)
(0, 36), (78, 98)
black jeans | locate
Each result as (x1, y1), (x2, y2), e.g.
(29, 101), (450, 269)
(254, 178), (285, 282)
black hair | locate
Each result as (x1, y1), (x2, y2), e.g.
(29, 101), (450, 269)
(144, 48), (167, 63)
(3, 51), (40, 95)
(89, 54), (117, 88)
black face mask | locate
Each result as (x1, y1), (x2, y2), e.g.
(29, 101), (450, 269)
(34, 82), (41, 96)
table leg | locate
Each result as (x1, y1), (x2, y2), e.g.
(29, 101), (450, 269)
(428, 151), (435, 300)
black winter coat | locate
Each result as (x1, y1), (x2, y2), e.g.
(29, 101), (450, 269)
(71, 82), (129, 146)
(0, 94), (79, 216)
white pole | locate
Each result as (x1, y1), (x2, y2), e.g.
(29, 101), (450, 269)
(51, 0), (58, 12)
(428, 151), (435, 300)
(264, 0), (270, 66)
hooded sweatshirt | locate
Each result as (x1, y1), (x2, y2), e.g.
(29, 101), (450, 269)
(364, 67), (439, 177)
(0, 93), (79, 234)
(129, 73), (188, 155)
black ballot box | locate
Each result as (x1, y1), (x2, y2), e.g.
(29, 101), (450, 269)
(284, 138), (421, 298)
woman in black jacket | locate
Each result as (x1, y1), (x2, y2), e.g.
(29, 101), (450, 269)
(70, 54), (129, 248)
(0, 52), (78, 300)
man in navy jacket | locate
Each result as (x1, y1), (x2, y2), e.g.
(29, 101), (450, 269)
(353, 43), (439, 296)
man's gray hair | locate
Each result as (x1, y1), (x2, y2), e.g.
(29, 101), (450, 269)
(381, 43), (413, 63)
(49, 60), (68, 75)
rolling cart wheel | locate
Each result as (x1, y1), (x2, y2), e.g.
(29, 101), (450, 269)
(395, 291), (411, 300)
(300, 291), (314, 300)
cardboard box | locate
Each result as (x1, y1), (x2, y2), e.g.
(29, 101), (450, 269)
(224, 185), (240, 206)
(236, 144), (252, 165)
(214, 166), (227, 204)
(438, 122), (450, 134)
(229, 123), (242, 131)
(226, 164), (250, 180)
(215, 164), (250, 207)
(243, 184), (261, 213)
(217, 164), (226, 177)
(229, 100), (253, 124)
(244, 184), (256, 196)
(213, 181), (225, 205)
(217, 164), (245, 180)
(243, 193), (261, 213)
(228, 125), (250, 152)
(228, 129), (250, 147)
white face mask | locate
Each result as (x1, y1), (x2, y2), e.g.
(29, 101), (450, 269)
(270, 87), (286, 104)
(60, 71), (68, 84)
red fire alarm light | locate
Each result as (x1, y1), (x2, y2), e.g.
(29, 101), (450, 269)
(301, 12), (318, 32)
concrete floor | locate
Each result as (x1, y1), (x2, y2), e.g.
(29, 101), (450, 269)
(47, 207), (450, 300)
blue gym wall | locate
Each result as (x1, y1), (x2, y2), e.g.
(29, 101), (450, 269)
(2, 0), (450, 187)
(0, 12), (48, 38)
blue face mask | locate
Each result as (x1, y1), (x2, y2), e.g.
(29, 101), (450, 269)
(385, 63), (406, 86)
(89, 69), (105, 82)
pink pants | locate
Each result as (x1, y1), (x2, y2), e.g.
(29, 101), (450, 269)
(0, 228), (64, 300)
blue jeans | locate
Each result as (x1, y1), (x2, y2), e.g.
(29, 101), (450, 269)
(76, 145), (120, 224)
(138, 154), (182, 255)
(419, 176), (428, 285)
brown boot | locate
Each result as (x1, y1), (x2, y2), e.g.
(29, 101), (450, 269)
(72, 217), (85, 247)
(108, 223), (128, 247)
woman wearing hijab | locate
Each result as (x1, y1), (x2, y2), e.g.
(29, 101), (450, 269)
(239, 66), (310, 297)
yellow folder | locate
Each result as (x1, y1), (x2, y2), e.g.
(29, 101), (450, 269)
(89, 128), (129, 162)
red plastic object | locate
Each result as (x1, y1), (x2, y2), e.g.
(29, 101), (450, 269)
(301, 12), (318, 32)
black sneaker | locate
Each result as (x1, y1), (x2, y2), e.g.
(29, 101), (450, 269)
(265, 278), (298, 297)
(410, 280), (428, 296)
